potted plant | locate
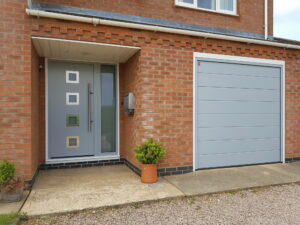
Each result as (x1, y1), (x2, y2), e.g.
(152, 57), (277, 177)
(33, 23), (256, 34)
(133, 138), (166, 183)
(0, 160), (24, 202)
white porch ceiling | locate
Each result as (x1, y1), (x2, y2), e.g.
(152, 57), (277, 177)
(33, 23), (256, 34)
(32, 37), (140, 63)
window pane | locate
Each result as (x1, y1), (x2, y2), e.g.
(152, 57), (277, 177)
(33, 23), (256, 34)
(178, 0), (194, 4)
(66, 114), (80, 127)
(101, 65), (116, 153)
(69, 138), (77, 146)
(68, 73), (77, 81)
(220, 0), (234, 11)
(197, 0), (216, 10)
(69, 95), (77, 103)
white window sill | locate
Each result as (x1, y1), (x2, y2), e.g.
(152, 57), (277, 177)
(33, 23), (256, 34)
(175, 3), (239, 17)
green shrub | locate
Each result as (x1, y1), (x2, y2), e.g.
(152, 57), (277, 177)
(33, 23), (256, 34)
(0, 160), (16, 185)
(0, 213), (27, 225)
(133, 138), (166, 164)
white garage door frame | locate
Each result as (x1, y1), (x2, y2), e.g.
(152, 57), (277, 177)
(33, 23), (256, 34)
(193, 52), (285, 171)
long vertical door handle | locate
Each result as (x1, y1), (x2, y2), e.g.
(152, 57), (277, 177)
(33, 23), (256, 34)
(88, 83), (93, 132)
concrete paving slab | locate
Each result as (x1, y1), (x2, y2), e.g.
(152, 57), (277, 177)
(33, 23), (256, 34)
(164, 162), (300, 196)
(21, 165), (183, 216)
(0, 191), (29, 214)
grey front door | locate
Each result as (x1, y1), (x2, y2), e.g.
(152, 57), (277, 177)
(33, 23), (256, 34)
(48, 60), (117, 159)
(196, 59), (282, 169)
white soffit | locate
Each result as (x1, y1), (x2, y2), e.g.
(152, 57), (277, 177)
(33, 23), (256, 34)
(32, 37), (140, 63)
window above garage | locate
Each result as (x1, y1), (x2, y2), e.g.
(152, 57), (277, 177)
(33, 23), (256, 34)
(175, 0), (237, 16)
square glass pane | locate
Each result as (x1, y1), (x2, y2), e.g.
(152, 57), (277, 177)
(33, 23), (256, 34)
(197, 0), (216, 10)
(69, 95), (77, 103)
(66, 136), (80, 148)
(66, 114), (80, 127)
(66, 93), (79, 105)
(69, 73), (77, 81)
(69, 138), (77, 146)
(66, 71), (79, 83)
(220, 0), (234, 11)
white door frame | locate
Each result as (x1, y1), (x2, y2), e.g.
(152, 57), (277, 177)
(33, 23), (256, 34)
(193, 52), (286, 171)
(45, 58), (120, 164)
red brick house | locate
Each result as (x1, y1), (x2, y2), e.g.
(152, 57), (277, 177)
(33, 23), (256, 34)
(1, 0), (299, 184)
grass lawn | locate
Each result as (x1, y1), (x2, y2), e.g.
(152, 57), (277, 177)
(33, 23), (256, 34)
(0, 213), (27, 225)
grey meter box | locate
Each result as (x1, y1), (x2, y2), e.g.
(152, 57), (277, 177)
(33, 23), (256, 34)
(124, 92), (135, 115)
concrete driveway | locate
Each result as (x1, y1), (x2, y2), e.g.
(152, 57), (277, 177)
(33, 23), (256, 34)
(164, 161), (300, 195)
(21, 165), (183, 216)
(20, 161), (300, 216)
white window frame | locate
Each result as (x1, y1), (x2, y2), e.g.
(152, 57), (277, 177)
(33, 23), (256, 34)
(176, 0), (197, 8)
(66, 71), (79, 84)
(66, 92), (80, 105)
(175, 0), (237, 16)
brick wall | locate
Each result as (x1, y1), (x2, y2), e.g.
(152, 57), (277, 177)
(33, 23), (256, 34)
(37, 0), (273, 36)
(30, 18), (299, 171)
(39, 58), (46, 166)
(0, 0), (298, 180)
(29, 55), (46, 178)
(268, 0), (273, 36)
(0, 0), (37, 180)
(119, 52), (141, 165)
(30, 46), (39, 174)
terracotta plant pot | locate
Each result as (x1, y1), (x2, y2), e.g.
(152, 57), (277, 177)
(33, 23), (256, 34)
(140, 164), (158, 183)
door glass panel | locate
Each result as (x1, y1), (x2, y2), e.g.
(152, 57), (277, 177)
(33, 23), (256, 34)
(66, 114), (80, 127)
(101, 65), (116, 153)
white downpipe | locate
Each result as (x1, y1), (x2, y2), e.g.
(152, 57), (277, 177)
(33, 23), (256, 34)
(26, 9), (300, 50)
(265, 0), (268, 40)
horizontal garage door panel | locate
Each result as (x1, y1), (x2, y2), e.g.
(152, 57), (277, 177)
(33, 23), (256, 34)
(197, 73), (280, 90)
(198, 101), (280, 114)
(199, 61), (280, 78)
(197, 127), (280, 141)
(196, 59), (282, 169)
(197, 87), (279, 102)
(198, 138), (280, 155)
(198, 114), (280, 127)
(198, 150), (281, 169)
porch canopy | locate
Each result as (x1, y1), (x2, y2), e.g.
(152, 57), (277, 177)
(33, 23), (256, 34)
(32, 37), (140, 63)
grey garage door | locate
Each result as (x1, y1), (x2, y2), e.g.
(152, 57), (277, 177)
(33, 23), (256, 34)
(196, 59), (282, 169)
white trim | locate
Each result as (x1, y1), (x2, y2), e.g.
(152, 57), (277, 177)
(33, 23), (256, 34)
(32, 36), (140, 51)
(193, 52), (286, 170)
(66, 92), (80, 105)
(281, 62), (286, 163)
(175, 0), (196, 9)
(175, 0), (237, 16)
(45, 59), (49, 162)
(26, 9), (300, 50)
(46, 155), (120, 164)
(218, 0), (237, 15)
(66, 71), (79, 84)
(45, 59), (121, 163)
(194, 52), (285, 66)
(192, 53), (197, 171)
